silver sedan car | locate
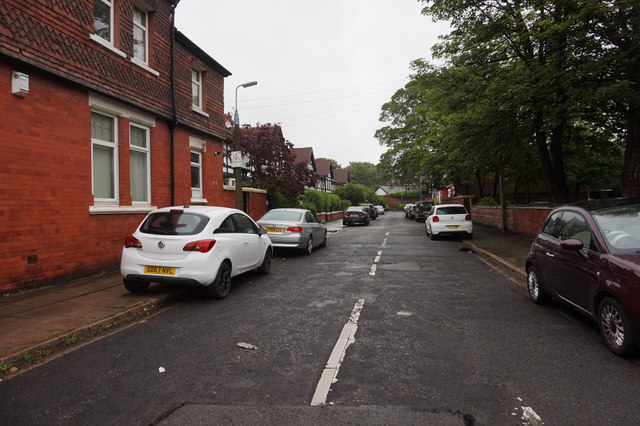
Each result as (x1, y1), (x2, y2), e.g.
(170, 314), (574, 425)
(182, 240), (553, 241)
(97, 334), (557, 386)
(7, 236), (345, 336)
(257, 208), (327, 255)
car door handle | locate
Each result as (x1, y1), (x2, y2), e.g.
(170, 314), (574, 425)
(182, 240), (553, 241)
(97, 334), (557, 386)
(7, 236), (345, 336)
(243, 240), (249, 246)
(545, 252), (555, 258)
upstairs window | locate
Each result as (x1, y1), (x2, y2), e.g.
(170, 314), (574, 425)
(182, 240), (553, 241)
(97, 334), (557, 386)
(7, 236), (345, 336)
(93, 0), (113, 43)
(192, 70), (202, 109)
(132, 6), (148, 63)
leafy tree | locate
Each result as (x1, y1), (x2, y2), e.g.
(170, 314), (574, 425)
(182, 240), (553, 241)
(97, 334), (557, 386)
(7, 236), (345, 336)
(347, 162), (383, 188)
(240, 124), (316, 205)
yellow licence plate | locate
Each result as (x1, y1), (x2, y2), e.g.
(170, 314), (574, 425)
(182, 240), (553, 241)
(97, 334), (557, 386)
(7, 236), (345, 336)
(446, 225), (460, 229)
(144, 266), (176, 275)
(266, 227), (284, 233)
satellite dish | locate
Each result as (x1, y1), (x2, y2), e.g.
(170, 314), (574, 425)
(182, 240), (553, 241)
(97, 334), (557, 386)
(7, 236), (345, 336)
(225, 120), (232, 128)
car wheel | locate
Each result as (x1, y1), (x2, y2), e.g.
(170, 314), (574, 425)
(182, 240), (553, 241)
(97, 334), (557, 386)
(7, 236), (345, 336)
(429, 227), (437, 240)
(304, 235), (313, 255)
(598, 297), (636, 356)
(343, 221), (347, 226)
(526, 266), (549, 305)
(320, 231), (327, 247)
(257, 247), (272, 275)
(466, 233), (473, 240)
(207, 261), (231, 300)
(123, 279), (149, 293)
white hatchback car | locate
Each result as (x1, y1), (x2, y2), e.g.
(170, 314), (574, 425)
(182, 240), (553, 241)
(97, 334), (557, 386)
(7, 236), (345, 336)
(425, 204), (473, 240)
(120, 206), (272, 299)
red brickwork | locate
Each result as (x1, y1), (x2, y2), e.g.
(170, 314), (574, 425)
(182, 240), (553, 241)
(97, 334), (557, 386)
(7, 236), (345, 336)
(0, 2), (267, 292)
(471, 205), (553, 238)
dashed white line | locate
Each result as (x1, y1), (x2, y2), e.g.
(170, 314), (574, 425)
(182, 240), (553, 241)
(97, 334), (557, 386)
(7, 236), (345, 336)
(369, 250), (382, 276)
(311, 299), (365, 406)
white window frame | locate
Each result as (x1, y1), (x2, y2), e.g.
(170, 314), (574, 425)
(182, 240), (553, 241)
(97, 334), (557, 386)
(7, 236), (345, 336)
(132, 6), (148, 63)
(129, 123), (151, 205)
(192, 69), (203, 109)
(91, 111), (119, 206)
(93, 0), (113, 43)
(88, 92), (157, 215)
(191, 150), (203, 201)
(190, 137), (207, 204)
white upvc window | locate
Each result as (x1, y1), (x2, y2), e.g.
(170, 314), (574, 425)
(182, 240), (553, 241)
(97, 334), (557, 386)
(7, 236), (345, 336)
(91, 111), (118, 205)
(130, 123), (150, 204)
(132, 6), (148, 63)
(93, 0), (113, 43)
(192, 69), (202, 108)
(191, 150), (203, 200)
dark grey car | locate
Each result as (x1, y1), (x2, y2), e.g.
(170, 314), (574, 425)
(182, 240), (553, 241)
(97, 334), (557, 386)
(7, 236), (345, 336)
(343, 206), (370, 226)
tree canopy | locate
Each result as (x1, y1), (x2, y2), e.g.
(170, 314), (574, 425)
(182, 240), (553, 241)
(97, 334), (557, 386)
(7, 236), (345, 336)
(240, 124), (316, 205)
(377, 0), (637, 202)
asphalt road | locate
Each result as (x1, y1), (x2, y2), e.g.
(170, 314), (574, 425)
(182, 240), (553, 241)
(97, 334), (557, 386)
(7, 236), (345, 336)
(2, 212), (640, 425)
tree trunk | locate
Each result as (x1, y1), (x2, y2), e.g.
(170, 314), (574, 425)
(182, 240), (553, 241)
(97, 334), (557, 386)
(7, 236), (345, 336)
(621, 104), (640, 197)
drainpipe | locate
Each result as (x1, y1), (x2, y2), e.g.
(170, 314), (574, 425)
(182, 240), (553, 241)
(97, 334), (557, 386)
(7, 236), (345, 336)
(169, 1), (180, 206)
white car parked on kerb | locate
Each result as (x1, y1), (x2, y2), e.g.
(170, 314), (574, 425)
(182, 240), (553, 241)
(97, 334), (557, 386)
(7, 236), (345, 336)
(120, 206), (272, 299)
(425, 204), (473, 240)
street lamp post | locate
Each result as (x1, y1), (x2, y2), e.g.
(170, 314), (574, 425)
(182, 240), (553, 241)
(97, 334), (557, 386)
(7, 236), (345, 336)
(233, 81), (257, 210)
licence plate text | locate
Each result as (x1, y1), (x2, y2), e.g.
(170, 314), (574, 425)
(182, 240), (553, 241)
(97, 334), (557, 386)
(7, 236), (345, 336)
(266, 227), (284, 233)
(445, 225), (460, 229)
(144, 266), (176, 275)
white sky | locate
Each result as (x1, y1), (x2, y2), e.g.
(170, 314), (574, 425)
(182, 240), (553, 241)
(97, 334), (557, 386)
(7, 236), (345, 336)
(175, 0), (450, 168)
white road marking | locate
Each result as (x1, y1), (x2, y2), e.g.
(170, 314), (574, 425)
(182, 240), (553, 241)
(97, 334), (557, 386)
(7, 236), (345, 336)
(311, 299), (365, 406)
(369, 251), (382, 276)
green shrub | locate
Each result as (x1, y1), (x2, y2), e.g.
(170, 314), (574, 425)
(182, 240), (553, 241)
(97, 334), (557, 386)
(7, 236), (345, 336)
(477, 196), (498, 206)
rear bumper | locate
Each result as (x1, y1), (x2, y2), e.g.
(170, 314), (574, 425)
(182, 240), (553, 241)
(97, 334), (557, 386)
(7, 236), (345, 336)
(122, 274), (204, 287)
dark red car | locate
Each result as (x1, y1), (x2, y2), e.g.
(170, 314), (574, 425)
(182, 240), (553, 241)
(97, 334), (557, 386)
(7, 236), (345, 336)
(525, 198), (640, 356)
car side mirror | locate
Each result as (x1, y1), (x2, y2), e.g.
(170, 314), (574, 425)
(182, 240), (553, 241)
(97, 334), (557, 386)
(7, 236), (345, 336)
(258, 227), (268, 236)
(561, 238), (584, 251)
(320, 219), (326, 224)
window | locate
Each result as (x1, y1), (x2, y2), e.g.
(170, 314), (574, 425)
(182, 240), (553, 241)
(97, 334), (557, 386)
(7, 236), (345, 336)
(91, 112), (118, 204)
(130, 124), (150, 203)
(132, 6), (148, 63)
(233, 213), (259, 234)
(93, 0), (113, 43)
(191, 150), (202, 200)
(192, 70), (202, 108)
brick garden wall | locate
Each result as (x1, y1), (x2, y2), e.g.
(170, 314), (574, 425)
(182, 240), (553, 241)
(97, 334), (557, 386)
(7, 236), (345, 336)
(471, 205), (553, 238)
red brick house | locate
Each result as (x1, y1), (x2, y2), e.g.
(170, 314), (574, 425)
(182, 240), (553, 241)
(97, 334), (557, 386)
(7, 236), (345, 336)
(0, 0), (266, 292)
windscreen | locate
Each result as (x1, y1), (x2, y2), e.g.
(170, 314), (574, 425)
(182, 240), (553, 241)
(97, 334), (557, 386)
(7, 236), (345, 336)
(436, 206), (467, 215)
(592, 205), (640, 253)
(140, 212), (209, 235)
(261, 211), (303, 222)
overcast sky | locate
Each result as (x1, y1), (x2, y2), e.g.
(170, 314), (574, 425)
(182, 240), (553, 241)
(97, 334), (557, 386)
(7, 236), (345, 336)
(174, 0), (450, 168)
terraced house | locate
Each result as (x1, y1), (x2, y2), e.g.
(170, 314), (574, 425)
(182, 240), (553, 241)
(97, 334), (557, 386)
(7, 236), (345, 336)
(0, 0), (267, 292)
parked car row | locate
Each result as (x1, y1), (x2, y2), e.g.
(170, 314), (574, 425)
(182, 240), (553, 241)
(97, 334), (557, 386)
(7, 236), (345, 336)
(343, 204), (385, 226)
(121, 207), (328, 300)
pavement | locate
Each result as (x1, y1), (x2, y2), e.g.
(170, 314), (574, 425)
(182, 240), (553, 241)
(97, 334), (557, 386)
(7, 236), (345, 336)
(0, 217), (534, 378)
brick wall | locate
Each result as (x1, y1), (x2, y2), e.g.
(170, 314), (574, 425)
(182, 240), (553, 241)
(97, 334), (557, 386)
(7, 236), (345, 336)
(471, 205), (553, 238)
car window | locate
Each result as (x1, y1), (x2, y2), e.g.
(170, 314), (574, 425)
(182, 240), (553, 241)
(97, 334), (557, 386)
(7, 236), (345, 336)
(141, 212), (209, 235)
(261, 211), (303, 222)
(215, 216), (236, 233)
(305, 212), (317, 223)
(233, 213), (258, 234)
(541, 211), (563, 239)
(593, 204), (640, 253)
(436, 206), (467, 215)
(559, 211), (596, 250)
